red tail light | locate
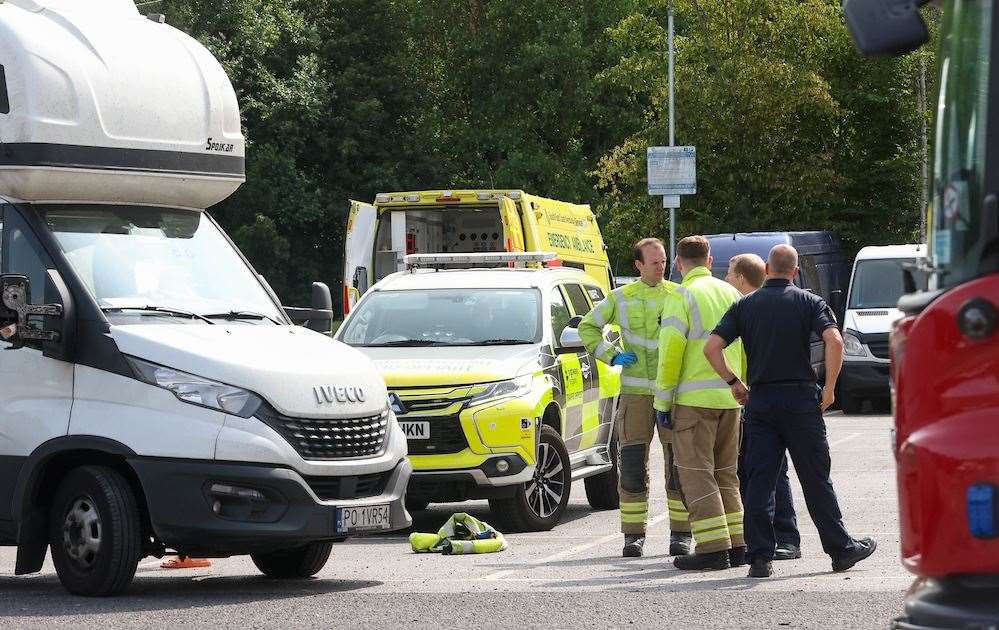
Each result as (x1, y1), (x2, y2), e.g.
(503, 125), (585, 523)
(343, 285), (351, 315)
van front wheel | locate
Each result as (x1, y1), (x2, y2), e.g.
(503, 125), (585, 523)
(251, 542), (332, 578)
(48, 466), (142, 597)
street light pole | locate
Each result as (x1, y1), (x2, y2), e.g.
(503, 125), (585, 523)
(667, 0), (676, 265)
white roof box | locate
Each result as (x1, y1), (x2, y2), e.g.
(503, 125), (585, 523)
(0, 0), (245, 209)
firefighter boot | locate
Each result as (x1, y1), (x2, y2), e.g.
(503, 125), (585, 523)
(673, 549), (730, 571)
(669, 532), (693, 556)
(749, 558), (773, 578)
(623, 534), (646, 558)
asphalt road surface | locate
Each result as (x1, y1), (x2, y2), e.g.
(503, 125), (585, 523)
(0, 412), (907, 629)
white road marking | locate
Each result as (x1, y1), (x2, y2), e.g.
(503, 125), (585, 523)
(829, 432), (862, 448)
(481, 512), (669, 581)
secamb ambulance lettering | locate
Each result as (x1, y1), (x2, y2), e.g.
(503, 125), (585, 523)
(547, 232), (595, 254)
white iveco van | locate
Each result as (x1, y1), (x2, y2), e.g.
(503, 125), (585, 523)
(839, 244), (926, 414)
(0, 0), (410, 596)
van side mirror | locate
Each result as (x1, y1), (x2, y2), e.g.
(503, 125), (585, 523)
(843, 0), (930, 57)
(0, 273), (73, 359)
(309, 282), (334, 334)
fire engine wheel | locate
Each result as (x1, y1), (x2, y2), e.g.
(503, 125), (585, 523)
(251, 541), (333, 579)
(584, 436), (620, 510)
(48, 466), (142, 597)
(489, 425), (571, 532)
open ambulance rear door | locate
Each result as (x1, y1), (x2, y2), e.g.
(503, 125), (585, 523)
(343, 200), (377, 315)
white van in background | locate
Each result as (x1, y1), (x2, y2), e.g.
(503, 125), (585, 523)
(839, 244), (926, 414)
(0, 0), (409, 596)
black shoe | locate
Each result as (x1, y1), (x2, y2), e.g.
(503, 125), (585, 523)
(669, 532), (693, 556)
(728, 545), (747, 567)
(774, 543), (801, 561)
(673, 549), (730, 571)
(831, 537), (877, 572)
(623, 534), (645, 558)
(748, 558), (773, 578)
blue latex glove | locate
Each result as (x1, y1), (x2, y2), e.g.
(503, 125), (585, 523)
(611, 352), (638, 367)
(656, 410), (673, 429)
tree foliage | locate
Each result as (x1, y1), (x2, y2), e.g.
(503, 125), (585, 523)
(154, 0), (933, 294)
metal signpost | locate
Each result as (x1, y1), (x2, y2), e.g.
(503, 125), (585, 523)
(647, 0), (695, 265)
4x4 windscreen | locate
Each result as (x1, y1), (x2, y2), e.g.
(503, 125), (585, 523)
(41, 205), (283, 324)
(849, 258), (926, 309)
(340, 288), (541, 346)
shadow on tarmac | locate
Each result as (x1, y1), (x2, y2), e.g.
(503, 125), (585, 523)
(0, 575), (381, 617)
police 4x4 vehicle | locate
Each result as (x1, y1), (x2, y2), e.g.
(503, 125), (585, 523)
(337, 253), (621, 531)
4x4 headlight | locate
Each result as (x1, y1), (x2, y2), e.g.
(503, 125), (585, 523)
(468, 375), (533, 405)
(843, 331), (867, 357)
(127, 356), (262, 418)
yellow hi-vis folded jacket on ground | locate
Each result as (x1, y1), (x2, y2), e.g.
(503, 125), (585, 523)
(409, 513), (507, 555)
(579, 279), (678, 397)
(654, 267), (745, 412)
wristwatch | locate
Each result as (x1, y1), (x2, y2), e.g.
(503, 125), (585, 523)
(726, 375), (740, 386)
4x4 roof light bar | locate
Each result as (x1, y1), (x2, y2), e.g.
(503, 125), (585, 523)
(405, 252), (557, 268)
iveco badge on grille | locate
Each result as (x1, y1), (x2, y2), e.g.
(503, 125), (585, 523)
(314, 385), (367, 405)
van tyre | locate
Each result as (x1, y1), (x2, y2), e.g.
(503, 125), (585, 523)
(584, 436), (620, 510)
(48, 465), (142, 597)
(839, 391), (864, 415)
(251, 542), (333, 578)
(489, 425), (570, 532)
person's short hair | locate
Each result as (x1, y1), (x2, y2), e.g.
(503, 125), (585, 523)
(633, 237), (665, 263)
(768, 244), (799, 275)
(676, 235), (710, 266)
(730, 253), (766, 289)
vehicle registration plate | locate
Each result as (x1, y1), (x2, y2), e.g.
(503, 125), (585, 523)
(336, 504), (392, 534)
(400, 421), (431, 439)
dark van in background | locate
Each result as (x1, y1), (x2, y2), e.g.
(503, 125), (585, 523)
(671, 231), (851, 379)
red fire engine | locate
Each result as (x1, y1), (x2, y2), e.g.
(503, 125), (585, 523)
(845, 0), (999, 627)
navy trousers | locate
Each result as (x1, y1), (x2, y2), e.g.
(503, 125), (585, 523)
(742, 383), (854, 561)
(738, 436), (800, 548)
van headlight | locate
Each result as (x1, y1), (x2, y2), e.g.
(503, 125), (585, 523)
(127, 356), (262, 418)
(469, 375), (533, 405)
(843, 331), (867, 357)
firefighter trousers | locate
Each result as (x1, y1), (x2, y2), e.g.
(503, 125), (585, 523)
(615, 394), (690, 535)
(672, 404), (744, 553)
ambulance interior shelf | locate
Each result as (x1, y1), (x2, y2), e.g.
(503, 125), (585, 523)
(373, 206), (505, 281)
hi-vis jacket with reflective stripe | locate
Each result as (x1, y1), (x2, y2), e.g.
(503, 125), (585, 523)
(579, 279), (678, 396)
(654, 267), (745, 412)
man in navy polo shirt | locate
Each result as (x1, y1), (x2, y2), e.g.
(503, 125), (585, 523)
(702, 244), (877, 578)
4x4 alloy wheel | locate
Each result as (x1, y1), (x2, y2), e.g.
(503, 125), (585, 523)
(489, 425), (571, 532)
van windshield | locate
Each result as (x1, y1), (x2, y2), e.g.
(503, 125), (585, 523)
(849, 258), (924, 309)
(41, 205), (283, 324)
(340, 288), (541, 346)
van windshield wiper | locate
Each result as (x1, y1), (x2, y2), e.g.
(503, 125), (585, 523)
(368, 339), (450, 347)
(101, 306), (215, 325)
(203, 310), (281, 325)
(479, 338), (532, 345)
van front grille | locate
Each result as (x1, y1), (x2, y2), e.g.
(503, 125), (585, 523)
(255, 405), (389, 460)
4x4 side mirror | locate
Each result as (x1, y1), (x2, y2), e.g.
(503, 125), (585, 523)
(0, 272), (75, 360)
(558, 316), (585, 350)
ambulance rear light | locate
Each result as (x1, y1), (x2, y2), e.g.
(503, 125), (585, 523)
(476, 192), (493, 201)
(508, 191), (522, 200)
(436, 190), (461, 202)
(404, 252), (556, 268)
(405, 194), (421, 202)
(375, 194), (391, 203)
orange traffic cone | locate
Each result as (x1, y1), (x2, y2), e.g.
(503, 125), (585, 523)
(160, 555), (212, 569)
